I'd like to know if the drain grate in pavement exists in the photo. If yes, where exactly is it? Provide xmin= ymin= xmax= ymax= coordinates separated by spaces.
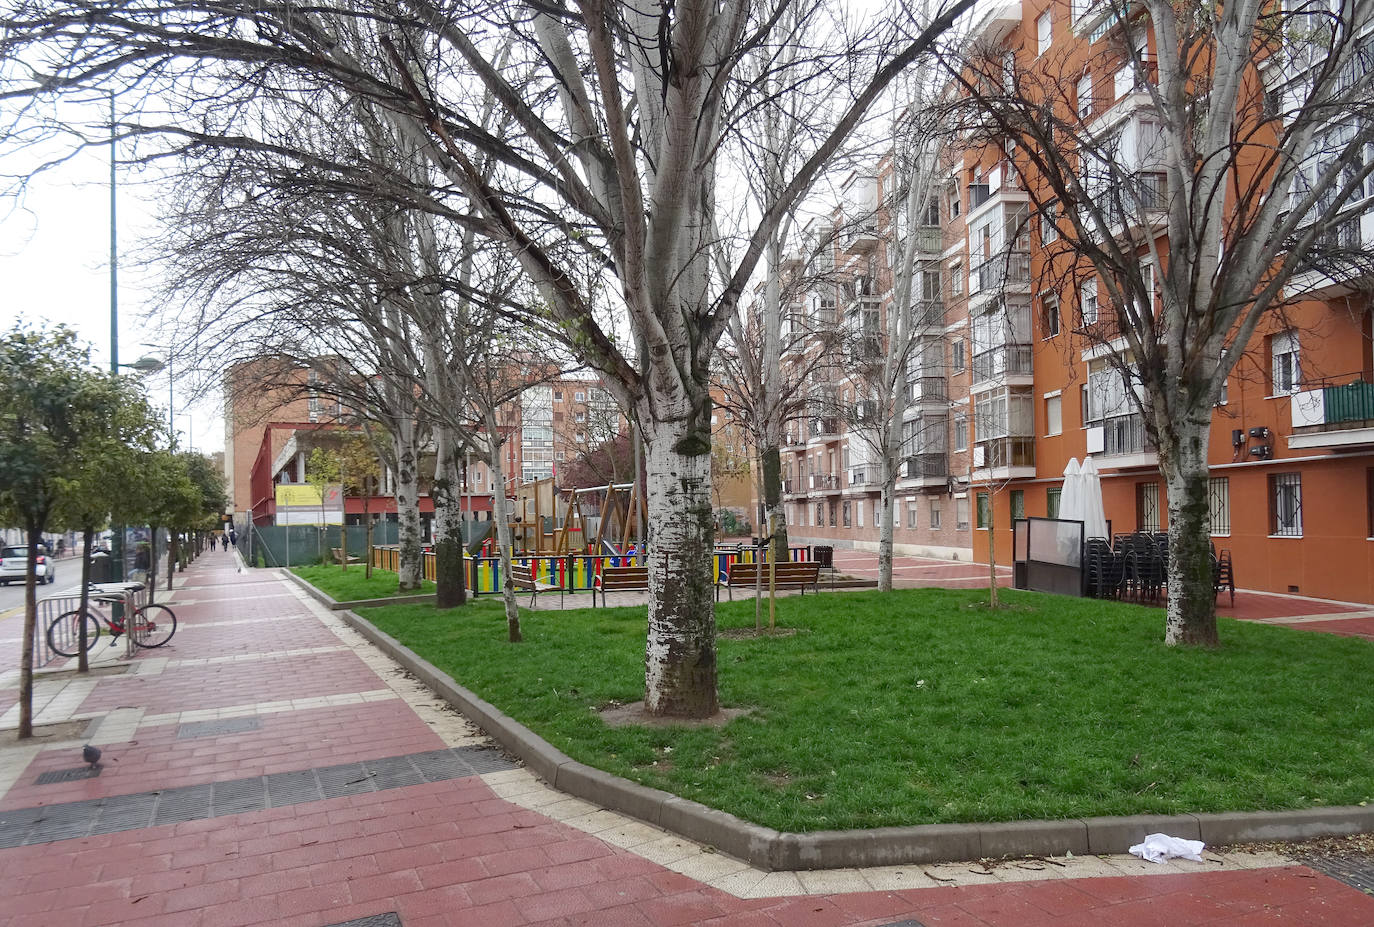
xmin=0 ymin=745 xmax=515 ymax=847
xmin=177 ymin=716 xmax=262 ymax=739
xmin=324 ymin=914 xmax=402 ymax=927
xmin=1302 ymin=854 xmax=1374 ymax=896
xmin=35 ymin=766 xmax=102 ymax=785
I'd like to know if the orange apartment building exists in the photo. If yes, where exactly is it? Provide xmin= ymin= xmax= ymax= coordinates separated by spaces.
xmin=779 ymin=0 xmax=1374 ymax=603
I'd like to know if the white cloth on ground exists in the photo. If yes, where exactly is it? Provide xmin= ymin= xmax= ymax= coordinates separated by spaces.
xmin=1128 ymin=833 xmax=1206 ymax=863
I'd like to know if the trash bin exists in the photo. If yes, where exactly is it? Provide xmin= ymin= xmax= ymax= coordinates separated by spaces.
xmin=89 ymin=551 xmax=113 ymax=584
xmin=813 ymin=545 xmax=834 ymax=569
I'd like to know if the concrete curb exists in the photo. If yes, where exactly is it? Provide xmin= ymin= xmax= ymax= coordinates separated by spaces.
xmin=282 ymin=569 xmax=436 ymax=611
xmin=330 ymin=600 xmax=1374 ymax=871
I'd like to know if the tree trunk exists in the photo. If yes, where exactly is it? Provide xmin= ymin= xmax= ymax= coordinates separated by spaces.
xmin=879 ymin=454 xmax=895 ymax=592
xmin=167 ymin=531 xmax=176 ymax=592
xmin=364 ymin=495 xmax=374 ymax=580
xmin=761 ymin=444 xmax=788 ymax=562
xmin=1163 ymin=422 xmax=1219 ymax=645
xmin=393 ymin=429 xmax=423 ymax=592
xmin=432 ymin=437 xmax=467 ymax=609
xmin=17 ymin=518 xmax=41 ymax=739
xmin=78 ymin=525 xmax=95 ymax=674
xmin=642 ymin=416 xmax=719 ymax=719
xmin=485 ymin=429 xmax=522 ymax=642
xmin=146 ymin=525 xmax=159 ymax=606
xmin=987 ymin=485 xmax=999 ymax=608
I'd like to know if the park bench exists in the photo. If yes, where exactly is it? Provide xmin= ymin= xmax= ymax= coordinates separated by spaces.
xmin=593 ymin=565 xmax=649 ymax=607
xmin=717 ymin=560 xmax=821 ymax=601
xmin=330 ymin=548 xmax=363 ymax=565
xmin=509 ymin=563 xmax=563 ymax=608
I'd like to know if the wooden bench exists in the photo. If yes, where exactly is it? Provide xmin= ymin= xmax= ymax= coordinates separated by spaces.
xmin=509 ymin=563 xmax=563 ymax=608
xmin=717 ymin=560 xmax=821 ymax=601
xmin=593 ymin=565 xmax=649 ymax=607
xmin=330 ymin=548 xmax=363 ymax=565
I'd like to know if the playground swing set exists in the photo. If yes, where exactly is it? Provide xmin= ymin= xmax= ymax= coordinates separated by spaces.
xmin=496 ymin=477 xmax=647 ymax=558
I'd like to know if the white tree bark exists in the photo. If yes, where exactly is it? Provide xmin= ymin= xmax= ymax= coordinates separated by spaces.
xmin=641 ymin=414 xmax=718 ymax=717
xmin=482 ymin=409 xmax=522 ymax=641
xmin=391 ymin=422 xmax=423 ymax=592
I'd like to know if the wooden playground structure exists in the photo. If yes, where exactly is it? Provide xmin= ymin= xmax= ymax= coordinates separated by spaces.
xmin=506 ymin=477 xmax=646 ymax=556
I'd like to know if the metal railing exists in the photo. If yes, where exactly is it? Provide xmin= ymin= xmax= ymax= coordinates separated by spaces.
xmin=370 ymin=545 xmax=814 ymax=596
xmin=974 ymin=251 xmax=1031 ymax=290
xmin=972 ymin=344 xmax=1033 ymax=383
xmin=903 ymin=453 xmax=949 ymax=479
xmin=36 ymin=583 xmax=148 ymax=666
xmin=1093 ymin=412 xmax=1154 ymax=455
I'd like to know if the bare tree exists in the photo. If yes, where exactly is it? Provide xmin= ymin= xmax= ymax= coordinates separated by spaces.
xmin=951 ymin=0 xmax=1374 ymax=644
xmin=1 ymin=0 xmax=975 ymax=716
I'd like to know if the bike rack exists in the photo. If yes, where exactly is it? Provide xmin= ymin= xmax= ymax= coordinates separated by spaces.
xmin=36 ymin=582 xmax=149 ymax=666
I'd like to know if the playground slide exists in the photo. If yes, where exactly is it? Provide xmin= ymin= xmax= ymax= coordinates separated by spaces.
xmin=465 ymin=521 xmax=494 ymax=555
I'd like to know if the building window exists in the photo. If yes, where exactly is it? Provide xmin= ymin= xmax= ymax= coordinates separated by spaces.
xmin=1037 ymin=10 xmax=1052 ymax=54
xmin=1080 ymin=279 xmax=1098 ymax=325
xmin=554 ymin=390 xmax=563 ymax=401
xmin=1270 ymin=330 xmax=1301 ymax=394
xmin=1040 ymin=202 xmax=1059 ymax=245
xmin=907 ymin=500 xmax=918 ymax=528
xmin=976 ymin=491 xmax=990 ymax=528
xmin=574 ymin=391 xmax=586 ymax=402
xmin=1209 ymin=477 xmax=1231 ymax=536
xmin=930 ymin=497 xmax=943 ymax=529
xmin=1047 ymin=487 xmax=1062 ymax=519
xmin=1076 ymin=73 xmax=1093 ymax=119
xmin=873 ymin=501 xmax=881 ymax=528
xmin=1011 ymin=489 xmax=1025 ymax=520
xmin=948 ymin=183 xmax=961 ymax=219
xmin=1046 ymin=394 xmax=1063 ymax=436
xmin=857 ymin=500 xmax=865 ymax=528
xmin=951 ymin=338 xmax=967 ymax=372
xmin=1041 ymin=292 xmax=1060 ymax=338
xmin=950 ymin=261 xmax=964 ymax=296
xmin=575 ymin=411 xmax=586 ymax=422
xmin=956 ymin=496 xmax=971 ymax=530
xmin=816 ymin=502 xmax=824 ymax=526
xmin=842 ymin=500 xmax=852 ymax=528
xmin=555 ymin=451 xmax=565 ymax=461
xmin=1136 ymin=482 xmax=1161 ymax=532
xmin=830 ymin=501 xmax=838 ymax=527
xmin=1368 ymin=469 xmax=1374 ymax=538
xmin=954 ymin=413 xmax=968 ymax=451
xmin=1270 ymin=472 xmax=1303 ymax=536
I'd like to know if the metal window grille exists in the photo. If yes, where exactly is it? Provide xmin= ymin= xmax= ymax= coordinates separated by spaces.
xmin=1270 ymin=472 xmax=1303 ymax=536
xmin=976 ymin=492 xmax=990 ymax=528
xmin=1208 ymin=477 xmax=1231 ymax=536
xmin=1137 ymin=482 xmax=1160 ymax=532
xmin=1011 ymin=489 xmax=1025 ymax=520
xmin=929 ymin=498 xmax=942 ymax=529
xmin=1047 ymin=487 xmax=1062 ymax=519
xmin=842 ymin=501 xmax=852 ymax=528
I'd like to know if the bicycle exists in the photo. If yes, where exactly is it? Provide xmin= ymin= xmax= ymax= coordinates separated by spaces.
xmin=46 ymin=584 xmax=177 ymax=656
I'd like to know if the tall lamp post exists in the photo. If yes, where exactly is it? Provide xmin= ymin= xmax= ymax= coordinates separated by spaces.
xmin=109 ymin=88 xmax=123 ymax=579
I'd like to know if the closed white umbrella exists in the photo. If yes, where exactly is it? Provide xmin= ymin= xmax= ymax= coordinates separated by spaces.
xmin=1059 ymin=458 xmax=1083 ymax=522
xmin=1079 ymin=455 xmax=1110 ymax=540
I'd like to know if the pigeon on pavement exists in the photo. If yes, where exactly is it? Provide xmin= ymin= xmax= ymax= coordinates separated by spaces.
xmin=82 ymin=744 xmax=102 ymax=768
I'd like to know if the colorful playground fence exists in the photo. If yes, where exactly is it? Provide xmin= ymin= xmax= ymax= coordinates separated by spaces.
xmin=369 ymin=543 xmax=813 ymax=597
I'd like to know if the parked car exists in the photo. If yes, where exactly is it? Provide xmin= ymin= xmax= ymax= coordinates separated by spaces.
xmin=0 ymin=545 xmax=56 ymax=585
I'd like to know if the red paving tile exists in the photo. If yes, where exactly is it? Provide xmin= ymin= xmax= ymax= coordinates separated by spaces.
xmin=5 ymin=550 xmax=1374 ymax=927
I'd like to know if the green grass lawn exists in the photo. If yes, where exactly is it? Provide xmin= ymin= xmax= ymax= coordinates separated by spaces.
xmin=356 ymin=588 xmax=1374 ymax=832
xmin=292 ymin=564 xmax=435 ymax=602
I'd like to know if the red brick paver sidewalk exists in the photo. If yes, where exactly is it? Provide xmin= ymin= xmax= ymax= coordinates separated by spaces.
xmin=2 ymin=547 xmax=1371 ymax=927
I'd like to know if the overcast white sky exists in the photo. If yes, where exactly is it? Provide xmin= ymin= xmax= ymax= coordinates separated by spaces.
xmin=0 ymin=146 xmax=226 ymax=455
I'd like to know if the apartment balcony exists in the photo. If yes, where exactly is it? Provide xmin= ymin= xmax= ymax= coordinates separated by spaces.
xmin=972 ymin=250 xmax=1031 ymax=294
xmin=909 ymin=376 xmax=948 ymax=407
xmin=783 ymin=479 xmax=808 ymax=499
xmin=1289 ymin=380 xmax=1374 ymax=449
xmin=1072 ymin=0 xmax=1140 ymax=39
xmin=846 ymin=466 xmax=880 ymax=492
xmin=912 ymin=299 xmax=945 ymax=329
xmin=809 ymin=417 xmax=841 ymax=441
xmin=971 ymin=344 xmax=1033 ymax=387
xmin=973 ymin=436 xmax=1036 ymax=471
xmin=809 ymin=472 xmax=842 ymax=493
xmin=1090 ymin=172 xmax=1169 ymax=234
xmin=902 ymin=453 xmax=948 ymax=481
xmin=1293 ymin=212 xmax=1371 ymax=297
xmin=1088 ymin=412 xmax=1155 ymax=457
xmin=784 ymin=429 xmax=808 ymax=449
xmin=842 ymin=218 xmax=881 ymax=252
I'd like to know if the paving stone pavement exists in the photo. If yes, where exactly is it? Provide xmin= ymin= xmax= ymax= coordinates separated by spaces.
xmin=1 ymin=547 xmax=1373 ymax=926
